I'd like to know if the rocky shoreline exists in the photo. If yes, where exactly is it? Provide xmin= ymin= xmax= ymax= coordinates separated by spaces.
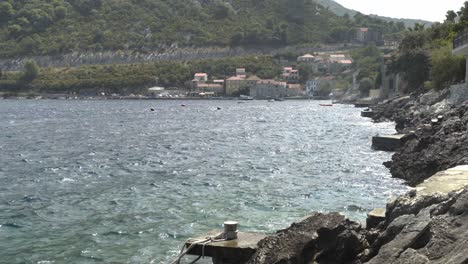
xmin=244 ymin=89 xmax=468 ymax=264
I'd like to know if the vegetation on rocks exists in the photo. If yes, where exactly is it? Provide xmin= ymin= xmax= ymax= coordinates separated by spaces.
xmin=389 ymin=3 xmax=468 ymax=93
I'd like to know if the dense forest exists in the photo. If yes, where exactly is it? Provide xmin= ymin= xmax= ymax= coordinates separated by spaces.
xmin=0 ymin=0 xmax=405 ymax=58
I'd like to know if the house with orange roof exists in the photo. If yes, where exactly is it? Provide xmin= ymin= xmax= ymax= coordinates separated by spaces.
xmin=193 ymin=73 xmax=208 ymax=82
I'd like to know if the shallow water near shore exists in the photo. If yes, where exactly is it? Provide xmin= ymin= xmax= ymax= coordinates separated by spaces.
xmin=0 ymin=100 xmax=408 ymax=263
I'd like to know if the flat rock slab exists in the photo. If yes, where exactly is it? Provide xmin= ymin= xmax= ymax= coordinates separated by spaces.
xmin=367 ymin=208 xmax=386 ymax=229
xmin=416 ymin=165 xmax=468 ymax=196
xmin=186 ymin=230 xmax=266 ymax=263
xmin=372 ymin=134 xmax=406 ymax=151
xmin=361 ymin=110 xmax=375 ymax=118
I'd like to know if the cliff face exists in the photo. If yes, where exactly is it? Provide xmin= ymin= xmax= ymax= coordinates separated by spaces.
xmin=247 ymin=188 xmax=468 ymax=264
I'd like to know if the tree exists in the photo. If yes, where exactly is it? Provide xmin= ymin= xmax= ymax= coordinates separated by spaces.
xmin=318 ymin=81 xmax=332 ymax=96
xmin=446 ymin=10 xmax=457 ymax=23
xmin=391 ymin=49 xmax=430 ymax=92
xmin=431 ymin=43 xmax=465 ymax=90
xmin=22 ymin=60 xmax=40 ymax=81
xmin=0 ymin=2 xmax=14 ymax=24
xmin=399 ymin=31 xmax=427 ymax=52
xmin=359 ymin=78 xmax=373 ymax=97
xmin=55 ymin=6 xmax=67 ymax=20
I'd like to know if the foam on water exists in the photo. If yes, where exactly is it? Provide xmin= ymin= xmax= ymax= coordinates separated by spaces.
xmin=0 ymin=100 xmax=409 ymax=263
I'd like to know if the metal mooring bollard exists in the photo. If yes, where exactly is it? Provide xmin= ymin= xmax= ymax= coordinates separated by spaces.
xmin=223 ymin=221 xmax=238 ymax=240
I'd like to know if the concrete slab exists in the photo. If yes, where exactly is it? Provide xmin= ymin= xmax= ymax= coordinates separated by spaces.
xmin=186 ymin=230 xmax=266 ymax=263
xmin=355 ymin=103 xmax=372 ymax=108
xmin=416 ymin=165 xmax=468 ymax=196
xmin=367 ymin=208 xmax=386 ymax=229
xmin=361 ymin=110 xmax=374 ymax=118
xmin=372 ymin=134 xmax=406 ymax=151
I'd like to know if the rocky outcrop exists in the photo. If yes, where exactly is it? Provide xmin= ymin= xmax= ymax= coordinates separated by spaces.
xmin=247 ymin=188 xmax=468 ymax=264
xmin=388 ymin=104 xmax=468 ymax=185
xmin=247 ymin=213 xmax=367 ymax=264
xmin=371 ymin=89 xmax=468 ymax=186
xmin=366 ymin=188 xmax=468 ymax=264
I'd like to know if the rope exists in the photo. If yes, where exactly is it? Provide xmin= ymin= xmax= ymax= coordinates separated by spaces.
xmin=168 ymin=232 xmax=227 ymax=264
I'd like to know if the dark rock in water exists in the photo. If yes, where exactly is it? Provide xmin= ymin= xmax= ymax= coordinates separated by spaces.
xmin=346 ymin=204 xmax=366 ymax=212
xmin=3 ymin=223 xmax=22 ymax=228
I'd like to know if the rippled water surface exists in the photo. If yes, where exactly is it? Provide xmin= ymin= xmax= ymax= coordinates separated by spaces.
xmin=0 ymin=100 xmax=408 ymax=263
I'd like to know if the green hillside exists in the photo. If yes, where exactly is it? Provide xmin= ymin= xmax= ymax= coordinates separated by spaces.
xmin=0 ymin=0 xmax=406 ymax=58
xmin=314 ymin=0 xmax=433 ymax=28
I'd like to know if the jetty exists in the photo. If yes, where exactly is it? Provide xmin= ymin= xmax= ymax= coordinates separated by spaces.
xmin=372 ymin=134 xmax=406 ymax=151
xmin=361 ymin=109 xmax=374 ymax=118
xmin=186 ymin=230 xmax=266 ymax=263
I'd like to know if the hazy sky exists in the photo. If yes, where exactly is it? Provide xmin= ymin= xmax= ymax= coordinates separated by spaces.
xmin=334 ymin=0 xmax=466 ymax=22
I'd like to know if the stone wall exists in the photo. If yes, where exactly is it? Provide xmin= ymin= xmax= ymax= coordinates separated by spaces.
xmin=449 ymin=84 xmax=468 ymax=105
xmin=0 ymin=44 xmax=363 ymax=71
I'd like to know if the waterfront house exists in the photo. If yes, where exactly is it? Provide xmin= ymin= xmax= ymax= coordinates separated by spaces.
xmin=287 ymin=84 xmax=304 ymax=97
xmin=147 ymin=86 xmax=165 ymax=97
xmin=306 ymin=80 xmax=319 ymax=96
xmin=250 ymin=80 xmax=288 ymax=99
xmin=225 ymin=76 xmax=248 ymax=96
xmin=282 ymin=67 xmax=300 ymax=83
xmin=196 ymin=83 xmax=224 ymax=97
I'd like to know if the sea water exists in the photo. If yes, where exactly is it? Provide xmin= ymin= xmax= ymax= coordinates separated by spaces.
xmin=0 ymin=100 xmax=408 ymax=263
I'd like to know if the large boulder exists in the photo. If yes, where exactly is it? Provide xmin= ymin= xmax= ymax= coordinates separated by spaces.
xmin=247 ymin=213 xmax=367 ymax=264
xmin=366 ymin=188 xmax=468 ymax=264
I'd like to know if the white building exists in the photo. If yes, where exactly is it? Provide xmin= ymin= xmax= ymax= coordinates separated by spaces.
xmin=306 ymin=80 xmax=319 ymax=96
xmin=193 ymin=73 xmax=208 ymax=82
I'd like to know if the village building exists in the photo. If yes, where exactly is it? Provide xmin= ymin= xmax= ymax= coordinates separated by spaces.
xmin=297 ymin=54 xmax=315 ymax=63
xmin=246 ymin=75 xmax=261 ymax=86
xmin=213 ymin=79 xmax=225 ymax=85
xmin=356 ymin=28 xmax=383 ymax=45
xmin=193 ymin=73 xmax=208 ymax=82
xmin=196 ymin=83 xmax=224 ymax=97
xmin=191 ymin=73 xmax=209 ymax=90
xmin=147 ymin=86 xmax=165 ymax=97
xmin=306 ymin=80 xmax=319 ymax=96
xmin=287 ymin=84 xmax=304 ymax=97
xmin=282 ymin=67 xmax=300 ymax=83
xmin=225 ymin=76 xmax=248 ymax=96
xmin=224 ymin=69 xmax=260 ymax=96
xmin=250 ymin=80 xmax=288 ymax=99
xmin=380 ymin=54 xmax=401 ymax=98
xmin=236 ymin=68 xmax=246 ymax=78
